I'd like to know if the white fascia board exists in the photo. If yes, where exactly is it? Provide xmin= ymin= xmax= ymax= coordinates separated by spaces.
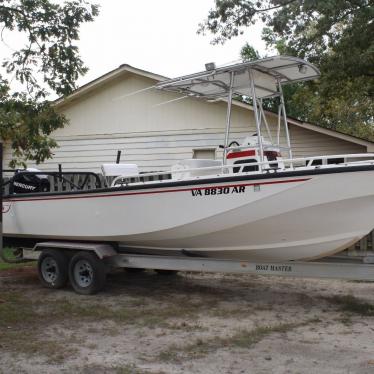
xmin=54 ymin=65 xmax=166 ymax=109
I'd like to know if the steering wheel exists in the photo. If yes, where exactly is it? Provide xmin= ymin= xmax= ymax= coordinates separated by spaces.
xmin=228 ymin=141 xmax=240 ymax=148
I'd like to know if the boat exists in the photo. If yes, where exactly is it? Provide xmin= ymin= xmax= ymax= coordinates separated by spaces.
xmin=3 ymin=55 xmax=374 ymax=262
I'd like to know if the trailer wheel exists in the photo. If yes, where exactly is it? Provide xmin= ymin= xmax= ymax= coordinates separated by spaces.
xmin=155 ymin=269 xmax=178 ymax=275
xmin=68 ymin=252 xmax=106 ymax=295
xmin=38 ymin=249 xmax=68 ymax=289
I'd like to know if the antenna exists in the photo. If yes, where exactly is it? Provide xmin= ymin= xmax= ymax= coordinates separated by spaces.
xmin=116 ymin=150 xmax=122 ymax=164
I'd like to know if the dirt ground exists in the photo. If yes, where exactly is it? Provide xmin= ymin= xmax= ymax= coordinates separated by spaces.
xmin=1 ymin=265 xmax=374 ymax=374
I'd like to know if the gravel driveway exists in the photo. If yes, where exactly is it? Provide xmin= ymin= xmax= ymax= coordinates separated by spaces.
xmin=1 ymin=266 xmax=374 ymax=374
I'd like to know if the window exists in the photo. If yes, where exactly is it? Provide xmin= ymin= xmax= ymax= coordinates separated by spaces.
xmin=192 ymin=148 xmax=216 ymax=160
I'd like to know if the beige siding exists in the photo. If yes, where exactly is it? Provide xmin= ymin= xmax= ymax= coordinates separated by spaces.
xmin=3 ymin=129 xmax=274 ymax=172
xmin=3 ymin=126 xmax=366 ymax=173
xmin=2 ymin=72 xmax=368 ymax=171
xmin=53 ymin=74 xmax=257 ymax=136
xmin=289 ymin=126 xmax=366 ymax=157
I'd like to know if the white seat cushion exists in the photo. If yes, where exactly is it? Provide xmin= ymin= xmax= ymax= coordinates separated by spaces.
xmin=101 ymin=163 xmax=139 ymax=177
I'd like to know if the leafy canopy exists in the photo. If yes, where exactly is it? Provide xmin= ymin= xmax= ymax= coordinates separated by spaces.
xmin=0 ymin=0 xmax=99 ymax=167
xmin=199 ymin=0 xmax=374 ymax=140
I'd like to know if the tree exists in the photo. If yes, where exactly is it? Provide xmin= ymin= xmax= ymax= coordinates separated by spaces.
xmin=0 ymin=0 xmax=99 ymax=167
xmin=199 ymin=1 xmax=374 ymax=140
xmin=240 ymin=42 xmax=260 ymax=61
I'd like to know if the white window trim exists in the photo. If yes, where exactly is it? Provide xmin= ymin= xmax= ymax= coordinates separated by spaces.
xmin=192 ymin=147 xmax=217 ymax=160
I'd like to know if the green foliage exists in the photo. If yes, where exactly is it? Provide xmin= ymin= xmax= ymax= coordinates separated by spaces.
xmin=0 ymin=0 xmax=99 ymax=167
xmin=0 ymin=247 xmax=35 ymax=270
xmin=240 ymin=43 xmax=260 ymax=61
xmin=199 ymin=1 xmax=374 ymax=140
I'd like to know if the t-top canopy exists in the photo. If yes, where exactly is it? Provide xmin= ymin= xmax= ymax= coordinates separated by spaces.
xmin=156 ymin=55 xmax=320 ymax=100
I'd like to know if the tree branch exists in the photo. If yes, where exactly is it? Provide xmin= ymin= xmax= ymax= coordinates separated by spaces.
xmin=252 ymin=0 xmax=297 ymax=14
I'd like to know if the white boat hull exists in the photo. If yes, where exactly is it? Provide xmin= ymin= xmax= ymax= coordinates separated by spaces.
xmin=4 ymin=168 xmax=374 ymax=262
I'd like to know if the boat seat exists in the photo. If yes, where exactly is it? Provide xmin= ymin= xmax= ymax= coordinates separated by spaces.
xmin=101 ymin=163 xmax=139 ymax=186
xmin=101 ymin=163 xmax=139 ymax=177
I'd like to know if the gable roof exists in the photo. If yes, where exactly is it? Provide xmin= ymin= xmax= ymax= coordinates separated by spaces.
xmin=54 ymin=64 xmax=374 ymax=151
xmin=54 ymin=64 xmax=166 ymax=108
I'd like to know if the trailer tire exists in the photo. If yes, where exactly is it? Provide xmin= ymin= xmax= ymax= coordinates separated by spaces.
xmin=38 ymin=249 xmax=69 ymax=289
xmin=69 ymin=252 xmax=106 ymax=295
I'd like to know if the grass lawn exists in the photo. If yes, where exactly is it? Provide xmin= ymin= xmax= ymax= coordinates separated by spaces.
xmin=0 ymin=247 xmax=36 ymax=271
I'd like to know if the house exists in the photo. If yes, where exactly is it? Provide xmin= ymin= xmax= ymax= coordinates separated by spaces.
xmin=4 ymin=63 xmax=374 ymax=172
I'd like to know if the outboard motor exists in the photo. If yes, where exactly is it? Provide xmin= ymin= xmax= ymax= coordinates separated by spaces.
xmin=12 ymin=168 xmax=50 ymax=194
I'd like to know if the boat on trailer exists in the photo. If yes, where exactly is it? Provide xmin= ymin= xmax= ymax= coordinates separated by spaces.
xmin=3 ymin=55 xmax=374 ymax=262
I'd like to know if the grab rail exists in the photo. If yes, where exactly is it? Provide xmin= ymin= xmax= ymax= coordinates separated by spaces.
xmin=111 ymin=153 xmax=374 ymax=187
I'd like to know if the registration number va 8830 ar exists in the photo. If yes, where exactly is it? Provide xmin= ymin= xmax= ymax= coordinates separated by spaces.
xmin=191 ymin=185 xmax=246 ymax=197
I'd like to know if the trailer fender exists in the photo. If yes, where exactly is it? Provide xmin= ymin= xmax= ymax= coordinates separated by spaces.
xmin=32 ymin=241 xmax=117 ymax=259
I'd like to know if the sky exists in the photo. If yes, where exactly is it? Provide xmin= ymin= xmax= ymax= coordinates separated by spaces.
xmin=75 ymin=0 xmax=268 ymax=84
xmin=1 ymin=0 xmax=268 ymax=89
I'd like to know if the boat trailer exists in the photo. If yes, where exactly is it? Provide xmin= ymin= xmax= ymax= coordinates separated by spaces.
xmin=8 ymin=241 xmax=374 ymax=295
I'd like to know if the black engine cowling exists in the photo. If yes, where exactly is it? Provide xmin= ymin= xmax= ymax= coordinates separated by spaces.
xmin=12 ymin=172 xmax=50 ymax=194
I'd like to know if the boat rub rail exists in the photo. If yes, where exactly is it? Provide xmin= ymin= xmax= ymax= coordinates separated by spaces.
xmin=3 ymin=164 xmax=374 ymax=201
